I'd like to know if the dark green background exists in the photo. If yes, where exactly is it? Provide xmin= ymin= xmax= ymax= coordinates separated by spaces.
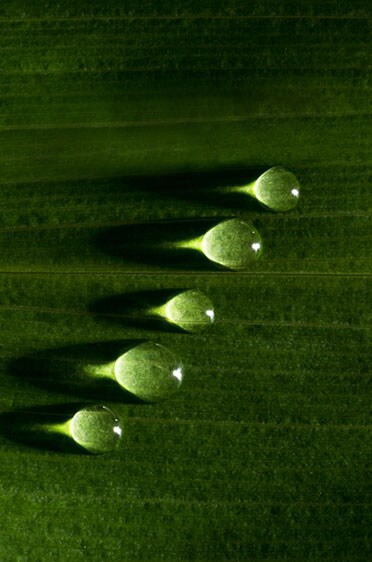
xmin=0 ymin=2 xmax=371 ymax=561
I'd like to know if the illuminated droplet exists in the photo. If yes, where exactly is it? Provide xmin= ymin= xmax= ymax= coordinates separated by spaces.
xmin=70 ymin=405 xmax=121 ymax=454
xmin=163 ymin=289 xmax=215 ymax=332
xmin=252 ymin=166 xmax=300 ymax=211
xmin=201 ymin=218 xmax=262 ymax=269
xmin=114 ymin=342 xmax=183 ymax=402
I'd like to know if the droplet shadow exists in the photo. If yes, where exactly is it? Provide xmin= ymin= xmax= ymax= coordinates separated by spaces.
xmin=0 ymin=403 xmax=87 ymax=454
xmin=129 ymin=166 xmax=268 ymax=212
xmin=90 ymin=289 xmax=189 ymax=333
xmin=95 ymin=217 xmax=232 ymax=271
xmin=8 ymin=340 xmax=146 ymax=404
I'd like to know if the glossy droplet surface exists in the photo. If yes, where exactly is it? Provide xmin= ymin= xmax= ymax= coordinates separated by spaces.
xmin=164 ymin=290 xmax=215 ymax=332
xmin=115 ymin=342 xmax=183 ymax=402
xmin=254 ymin=166 xmax=300 ymax=211
xmin=70 ymin=405 xmax=121 ymax=454
xmin=202 ymin=218 xmax=262 ymax=270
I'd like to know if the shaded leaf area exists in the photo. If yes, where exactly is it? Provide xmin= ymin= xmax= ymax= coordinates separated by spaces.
xmin=0 ymin=4 xmax=371 ymax=562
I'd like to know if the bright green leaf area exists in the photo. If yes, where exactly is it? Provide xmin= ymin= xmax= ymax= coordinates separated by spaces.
xmin=0 ymin=2 xmax=371 ymax=561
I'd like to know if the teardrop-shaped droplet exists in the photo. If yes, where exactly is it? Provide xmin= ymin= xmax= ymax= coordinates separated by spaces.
xmin=164 ymin=289 xmax=215 ymax=332
xmin=253 ymin=166 xmax=300 ymax=211
xmin=70 ymin=405 xmax=122 ymax=454
xmin=201 ymin=218 xmax=262 ymax=269
xmin=114 ymin=342 xmax=183 ymax=402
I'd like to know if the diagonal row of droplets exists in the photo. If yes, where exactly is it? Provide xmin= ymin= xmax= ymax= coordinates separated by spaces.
xmin=27 ymin=166 xmax=300 ymax=454
xmin=181 ymin=166 xmax=300 ymax=269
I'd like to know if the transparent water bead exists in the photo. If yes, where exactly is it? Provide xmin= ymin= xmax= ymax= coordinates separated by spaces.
xmin=70 ymin=405 xmax=121 ymax=454
xmin=251 ymin=166 xmax=300 ymax=211
xmin=201 ymin=218 xmax=262 ymax=269
xmin=163 ymin=289 xmax=215 ymax=332
xmin=114 ymin=342 xmax=183 ymax=402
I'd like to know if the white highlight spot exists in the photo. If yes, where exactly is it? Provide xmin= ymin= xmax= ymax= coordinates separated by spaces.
xmin=291 ymin=188 xmax=299 ymax=197
xmin=251 ymin=242 xmax=261 ymax=253
xmin=172 ymin=367 xmax=183 ymax=382
xmin=206 ymin=309 xmax=215 ymax=321
xmin=113 ymin=425 xmax=122 ymax=436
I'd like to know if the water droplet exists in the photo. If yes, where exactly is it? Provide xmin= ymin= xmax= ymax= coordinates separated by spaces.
xmin=253 ymin=166 xmax=300 ymax=211
xmin=164 ymin=289 xmax=215 ymax=332
xmin=70 ymin=405 xmax=121 ymax=454
xmin=201 ymin=218 xmax=262 ymax=269
xmin=114 ymin=342 xmax=183 ymax=402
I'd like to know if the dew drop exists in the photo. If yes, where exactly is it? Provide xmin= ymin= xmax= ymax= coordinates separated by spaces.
xmin=70 ymin=405 xmax=122 ymax=454
xmin=201 ymin=218 xmax=262 ymax=269
xmin=114 ymin=342 xmax=183 ymax=402
xmin=164 ymin=289 xmax=215 ymax=332
xmin=253 ymin=166 xmax=300 ymax=211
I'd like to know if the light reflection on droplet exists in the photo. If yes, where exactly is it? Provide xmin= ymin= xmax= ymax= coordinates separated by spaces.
xmin=206 ymin=309 xmax=215 ymax=321
xmin=113 ymin=425 xmax=122 ymax=436
xmin=172 ymin=367 xmax=183 ymax=382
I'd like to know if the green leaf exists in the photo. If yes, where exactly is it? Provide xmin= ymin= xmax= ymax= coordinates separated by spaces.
xmin=0 ymin=4 xmax=370 ymax=561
